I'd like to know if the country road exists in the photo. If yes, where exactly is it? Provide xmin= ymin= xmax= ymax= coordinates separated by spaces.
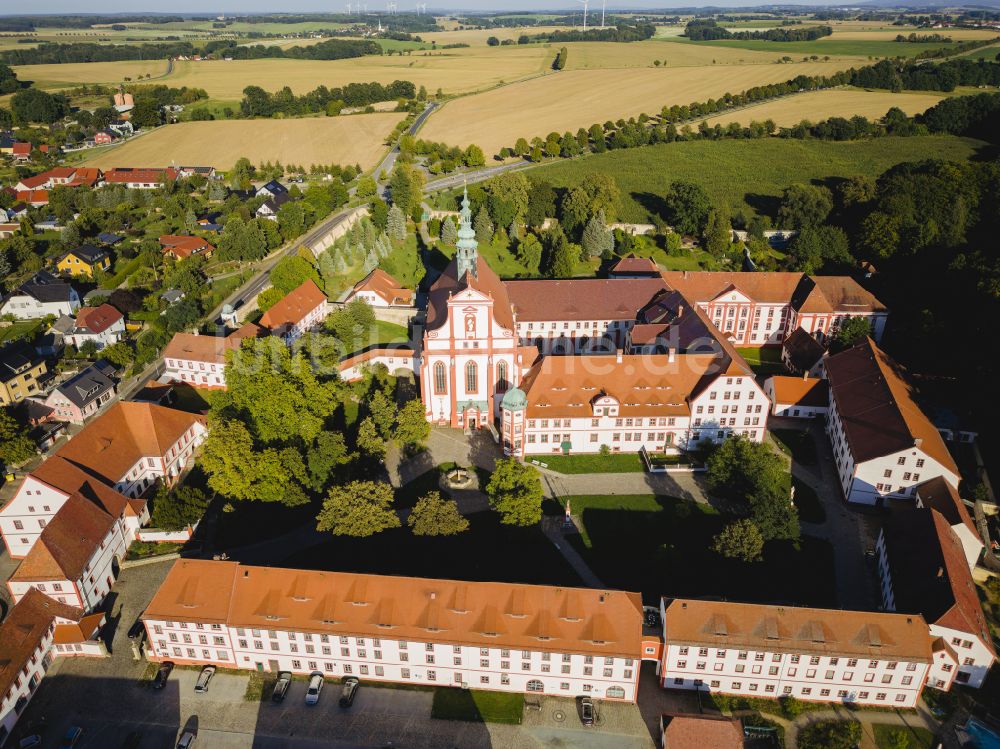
xmin=377 ymin=101 xmax=437 ymax=196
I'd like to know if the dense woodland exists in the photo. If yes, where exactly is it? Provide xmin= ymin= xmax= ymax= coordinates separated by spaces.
xmin=684 ymin=19 xmax=833 ymax=42
xmin=240 ymin=80 xmax=419 ymax=118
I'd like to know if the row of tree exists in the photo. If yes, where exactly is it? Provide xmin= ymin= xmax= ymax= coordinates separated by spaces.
xmin=240 ymin=80 xmax=416 ymax=118
xmin=684 ymin=19 xmax=832 ymax=41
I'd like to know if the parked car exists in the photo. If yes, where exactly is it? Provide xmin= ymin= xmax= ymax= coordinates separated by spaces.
xmin=127 ymin=615 xmax=146 ymax=640
xmin=578 ymin=696 xmax=594 ymax=727
xmin=194 ymin=665 xmax=216 ymax=693
xmin=305 ymin=672 xmax=324 ymax=705
xmin=152 ymin=661 xmax=175 ymax=690
xmin=271 ymin=671 xmax=292 ymax=703
xmin=339 ymin=677 xmax=360 ymax=708
xmin=60 ymin=727 xmax=83 ymax=747
xmin=17 ymin=737 xmax=41 ymax=749
xmin=176 ymin=732 xmax=196 ymax=749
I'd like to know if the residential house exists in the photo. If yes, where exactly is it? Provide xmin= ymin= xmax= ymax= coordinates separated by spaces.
xmin=258 ymin=280 xmax=328 ymax=342
xmin=11 ymin=142 xmax=31 ymax=161
xmin=160 ymin=289 xmax=186 ymax=306
xmin=14 ymin=167 xmax=100 ymax=192
xmin=256 ymin=179 xmax=288 ymax=200
xmin=659 ymin=598 xmax=934 ymax=708
xmin=825 ymin=338 xmax=960 ymax=505
xmin=14 ymin=189 xmax=48 ymax=207
xmin=64 ymin=304 xmax=125 ymax=351
xmin=0 ymin=223 xmax=18 ymax=239
xmin=0 ymin=272 xmax=81 ymax=320
xmin=93 ymin=130 xmax=118 ymax=146
xmin=0 ymin=345 xmax=48 ymax=406
xmin=44 ymin=362 xmax=117 ymax=424
xmin=96 ymin=232 xmax=123 ymax=246
xmin=876 ymin=506 xmax=995 ymax=689
xmin=0 ymin=589 xmax=104 ymax=745
xmin=159 ymin=234 xmax=215 ymax=260
xmin=781 ymin=327 xmax=826 ymax=377
xmin=764 ymin=376 xmax=829 ymax=419
xmin=56 ymin=245 xmax=111 ymax=278
xmin=346 ymin=269 xmax=415 ymax=308
xmin=162 ymin=323 xmax=263 ymax=389
xmin=102 ymin=167 xmax=178 ymax=189
xmin=143 ymin=560 xmax=645 ymax=701
xmin=178 ymin=166 xmax=216 ymax=179
xmin=107 ymin=119 xmax=134 ymax=137
xmin=255 ymin=193 xmax=290 ymax=221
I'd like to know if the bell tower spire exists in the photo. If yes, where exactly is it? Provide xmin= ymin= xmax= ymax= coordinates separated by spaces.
xmin=455 ymin=185 xmax=478 ymax=280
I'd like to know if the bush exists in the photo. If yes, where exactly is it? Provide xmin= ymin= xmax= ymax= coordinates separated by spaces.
xmin=798 ymin=719 xmax=862 ymax=749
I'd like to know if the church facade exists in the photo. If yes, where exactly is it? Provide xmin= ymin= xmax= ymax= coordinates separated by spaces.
xmin=417 ymin=190 xmax=887 ymax=458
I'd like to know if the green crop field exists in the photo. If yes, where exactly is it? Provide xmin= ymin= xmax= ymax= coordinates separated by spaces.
xmin=532 ymin=135 xmax=986 ymax=222
xmin=662 ymin=36 xmax=963 ymax=59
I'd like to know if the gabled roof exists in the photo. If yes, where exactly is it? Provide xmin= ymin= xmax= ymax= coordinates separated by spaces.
xmin=916 ymin=476 xmax=978 ymax=538
xmin=504 ymin=278 xmax=669 ymax=323
xmin=10 ymin=272 xmax=76 ymax=304
xmin=782 ymin=327 xmax=825 ymax=372
xmin=162 ymin=324 xmax=262 ymax=365
xmin=258 ymin=179 xmax=288 ymax=196
xmin=662 ymin=271 xmax=806 ymax=305
xmin=103 ymin=167 xmax=178 ymax=184
xmin=53 ymin=363 xmax=116 ymax=408
xmin=74 ymin=304 xmax=123 ymax=334
xmin=768 ymin=376 xmax=829 ymax=408
xmin=426 ymin=256 xmax=514 ymax=332
xmin=145 ymin=560 xmax=644 ymax=658
xmin=52 ymin=402 xmax=204 ymax=486
xmin=258 ymin=279 xmax=327 ymax=333
xmin=825 ymin=338 xmax=958 ymax=474
xmin=159 ymin=235 xmax=214 ymax=259
xmin=662 ymin=598 xmax=933 ymax=661
xmin=30 ymin=455 xmax=135 ymax=520
xmin=61 ymin=244 xmax=108 ymax=265
xmin=610 ymin=253 xmax=659 ymax=277
xmin=792 ymin=275 xmax=887 ymax=315
xmin=881 ymin=508 xmax=994 ymax=654
xmin=351 ymin=269 xmax=414 ymax=306
xmin=661 ymin=714 xmax=744 ymax=749
xmin=0 ymin=589 xmax=83 ymax=701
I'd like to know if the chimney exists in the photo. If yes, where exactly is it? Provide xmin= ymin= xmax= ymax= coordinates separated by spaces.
xmin=677 ymin=305 xmax=684 ymax=318
xmin=914 ymin=438 xmax=922 ymax=447
xmin=668 ymin=348 xmax=676 ymax=364
xmin=616 ymin=350 xmax=623 ymax=364
xmin=936 ymin=566 xmax=944 ymax=578
xmin=803 ymin=370 xmax=809 ymax=381
xmin=683 ymin=270 xmax=689 ymax=280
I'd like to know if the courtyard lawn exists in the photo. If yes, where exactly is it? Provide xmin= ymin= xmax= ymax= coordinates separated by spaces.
xmin=562 ymin=493 xmax=837 ymax=605
xmin=736 ymin=346 xmax=787 ymax=376
xmin=872 ymin=723 xmax=936 ymax=749
xmin=371 ymin=319 xmax=410 ymax=345
xmin=0 ymin=319 xmax=43 ymax=344
xmin=540 ymin=452 xmax=645 ymax=474
xmin=432 ymin=688 xmax=524 ymax=724
xmin=770 ymin=428 xmax=818 ymax=466
xmin=169 ymin=382 xmax=214 ymax=414
xmin=281 ymin=510 xmax=582 ymax=588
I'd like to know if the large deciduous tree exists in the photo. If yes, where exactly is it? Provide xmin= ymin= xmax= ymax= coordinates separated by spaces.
xmin=664 ymin=181 xmax=711 ymax=237
xmin=408 ymin=491 xmax=469 ymax=536
xmin=777 ymin=183 xmax=833 ymax=230
xmin=712 ymin=519 xmax=765 ymax=562
xmin=316 ymin=480 xmax=400 ymax=537
xmin=486 ymin=459 xmax=544 ymax=526
xmin=560 ymin=174 xmax=621 ymax=234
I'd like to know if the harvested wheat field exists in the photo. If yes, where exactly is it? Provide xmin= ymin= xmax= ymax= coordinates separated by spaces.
xmin=565 ymin=39 xmax=838 ymax=69
xmin=701 ymin=89 xmax=946 ymax=128
xmin=83 ymin=114 xmax=401 ymax=171
xmin=13 ymin=60 xmax=170 ymax=90
xmin=421 ymin=26 xmax=573 ymax=46
xmin=419 ymin=60 xmax=859 ymax=155
xmin=827 ymin=25 xmax=999 ymax=41
xmin=161 ymin=47 xmax=553 ymax=100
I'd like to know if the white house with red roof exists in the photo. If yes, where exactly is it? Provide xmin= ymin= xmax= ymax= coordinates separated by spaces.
xmin=159 ymin=234 xmax=215 ymax=260
xmin=64 ymin=303 xmax=125 ymax=350
xmin=258 ymin=279 xmax=328 ymax=342
xmin=102 ymin=167 xmax=178 ymax=189
xmin=162 ymin=322 xmax=263 ymax=389
xmin=346 ymin=269 xmax=415 ymax=308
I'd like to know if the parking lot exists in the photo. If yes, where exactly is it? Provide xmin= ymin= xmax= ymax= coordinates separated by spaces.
xmin=12 ymin=560 xmax=656 ymax=749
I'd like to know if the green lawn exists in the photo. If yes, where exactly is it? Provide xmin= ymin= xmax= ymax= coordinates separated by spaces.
xmin=661 ymin=35 xmax=963 ymax=58
xmin=539 ymin=452 xmax=645 ymax=474
xmin=770 ymin=428 xmax=818 ymax=466
xmin=0 ymin=319 xmax=43 ymax=344
xmin=432 ymin=688 xmax=524 ymax=724
xmin=872 ymin=723 xmax=936 ymax=749
xmin=561 ymin=493 xmax=837 ymax=605
xmin=533 ymin=135 xmax=986 ymax=222
xmin=169 ymin=382 xmax=215 ymax=414
xmin=736 ymin=346 xmax=787 ymax=376
xmin=371 ymin=319 xmax=410 ymax=344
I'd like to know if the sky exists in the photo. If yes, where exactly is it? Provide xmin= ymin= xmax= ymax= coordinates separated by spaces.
xmin=14 ymin=0 xmax=849 ymax=13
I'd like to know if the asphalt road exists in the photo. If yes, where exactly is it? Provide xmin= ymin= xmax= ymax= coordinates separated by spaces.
xmin=377 ymin=102 xmax=437 ymax=197
xmin=425 ymin=159 xmax=534 ymax=194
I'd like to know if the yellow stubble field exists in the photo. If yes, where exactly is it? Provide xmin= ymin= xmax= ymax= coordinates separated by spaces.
xmin=81 ymin=114 xmax=402 ymax=171
xmin=564 ymin=39 xmax=841 ymax=69
xmin=700 ymin=89 xmax=946 ymax=127
xmin=12 ymin=60 xmax=170 ymax=89
xmin=418 ymin=59 xmax=861 ymax=155
xmin=157 ymin=46 xmax=554 ymax=99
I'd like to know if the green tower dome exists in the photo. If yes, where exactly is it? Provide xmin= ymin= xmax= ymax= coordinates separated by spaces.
xmin=501 ymin=387 xmax=527 ymax=411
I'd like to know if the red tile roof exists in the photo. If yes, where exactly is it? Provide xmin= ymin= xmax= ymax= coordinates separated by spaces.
xmin=505 ymin=278 xmax=669 ymax=322
xmin=825 ymin=338 xmax=958 ymax=474
xmin=610 ymin=253 xmax=659 ymax=276
xmin=162 ymin=324 xmax=263 ymax=366
xmin=662 ymin=714 xmax=744 ymax=749
xmin=12 ymin=142 xmax=31 ymax=156
xmin=103 ymin=167 xmax=178 ymax=184
xmin=917 ymin=477 xmax=977 ymax=537
xmin=16 ymin=189 xmax=48 ymax=205
xmin=0 ymin=589 xmax=83 ymax=701
xmin=159 ymin=235 xmax=215 ymax=259
xmin=75 ymin=304 xmax=123 ymax=334
xmin=351 ymin=269 xmax=414 ymax=306
xmin=769 ymin=375 xmax=829 ymax=408
xmin=426 ymin=256 xmax=515 ymax=332
xmin=259 ymin=279 xmax=327 ymax=333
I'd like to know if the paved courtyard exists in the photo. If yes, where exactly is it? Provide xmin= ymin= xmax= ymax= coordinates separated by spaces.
xmin=12 ymin=559 xmax=657 ymax=749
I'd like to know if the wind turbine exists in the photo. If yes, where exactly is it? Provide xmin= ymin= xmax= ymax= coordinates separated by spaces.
xmin=576 ymin=0 xmax=589 ymax=31
xmin=601 ymin=0 xmax=606 ymax=28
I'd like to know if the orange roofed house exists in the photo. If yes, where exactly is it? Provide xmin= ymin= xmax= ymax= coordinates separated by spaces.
xmin=102 ymin=167 xmax=178 ymax=189
xmin=162 ymin=322 xmax=263 ymax=389
xmin=258 ymin=279 xmax=329 ymax=342
xmin=346 ymin=269 xmax=415 ymax=308
xmin=764 ymin=375 xmax=829 ymax=419
xmin=159 ymin=234 xmax=215 ymax=260
xmin=0 ymin=589 xmax=108 ymax=743
xmin=142 ymin=559 xmax=645 ymax=701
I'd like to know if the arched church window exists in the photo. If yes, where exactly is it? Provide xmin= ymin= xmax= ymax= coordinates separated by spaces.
xmin=466 ymin=361 xmax=478 ymax=392
xmin=434 ymin=362 xmax=447 ymax=394
xmin=496 ymin=361 xmax=508 ymax=392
